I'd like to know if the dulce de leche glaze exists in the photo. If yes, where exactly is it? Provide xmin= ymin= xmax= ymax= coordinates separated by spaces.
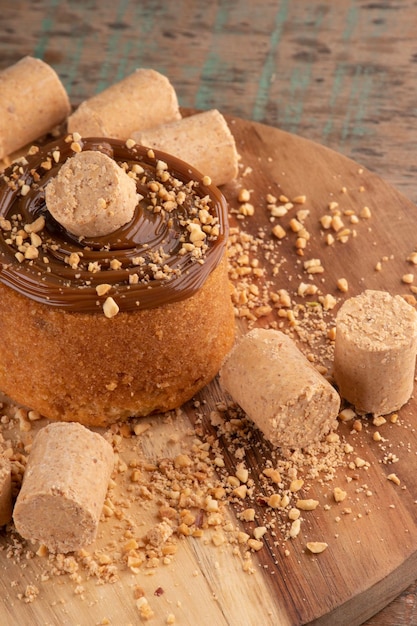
xmin=0 ymin=136 xmax=229 ymax=313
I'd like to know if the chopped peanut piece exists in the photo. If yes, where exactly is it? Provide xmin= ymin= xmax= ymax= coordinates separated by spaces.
xmin=360 ymin=206 xmax=372 ymax=218
xmin=296 ymin=499 xmax=319 ymax=511
xmin=292 ymin=195 xmax=306 ymax=204
xmin=373 ymin=416 xmax=386 ymax=427
xmin=238 ymin=188 xmax=251 ymax=202
xmin=235 ymin=465 xmax=249 ymax=483
xmin=268 ymin=494 xmax=281 ymax=508
xmin=320 ymin=215 xmax=332 ymax=229
xmin=331 ymin=215 xmax=344 ymax=232
xmin=336 ymin=278 xmax=348 ymax=292
xmin=253 ymin=526 xmax=267 ymax=540
xmin=247 ymin=538 xmax=264 ymax=551
xmin=263 ymin=467 xmax=282 ymax=483
xmin=289 ymin=218 xmax=303 ymax=233
xmin=103 ymin=296 xmax=119 ymax=318
xmin=387 ymin=473 xmax=401 ymax=486
xmin=306 ymin=542 xmax=328 ymax=554
xmin=96 ymin=283 xmax=112 ymax=296
xmin=272 ymin=224 xmax=286 ymax=239
xmin=303 ymin=259 xmax=324 ymax=275
xmin=233 ymin=485 xmax=248 ymax=499
xmin=288 ymin=508 xmax=300 ymax=521
xmin=240 ymin=508 xmax=256 ymax=522
xmin=289 ymin=519 xmax=301 ymax=538
xmin=333 ymin=487 xmax=347 ymax=503
xmin=290 ymin=479 xmax=304 ymax=492
xmin=338 ymin=408 xmax=356 ymax=422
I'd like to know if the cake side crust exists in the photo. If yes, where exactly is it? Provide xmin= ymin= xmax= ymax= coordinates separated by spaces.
xmin=0 ymin=257 xmax=235 ymax=426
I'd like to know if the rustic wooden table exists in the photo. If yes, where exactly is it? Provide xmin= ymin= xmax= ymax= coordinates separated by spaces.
xmin=2 ymin=1 xmax=417 ymax=624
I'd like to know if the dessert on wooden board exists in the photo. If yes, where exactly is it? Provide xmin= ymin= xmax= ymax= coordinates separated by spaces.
xmin=0 ymin=57 xmax=417 ymax=626
xmin=0 ymin=136 xmax=235 ymax=426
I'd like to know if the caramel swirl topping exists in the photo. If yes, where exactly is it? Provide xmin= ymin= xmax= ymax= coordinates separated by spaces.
xmin=0 ymin=136 xmax=229 ymax=313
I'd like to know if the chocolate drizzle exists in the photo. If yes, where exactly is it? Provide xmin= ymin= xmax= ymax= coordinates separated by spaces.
xmin=0 ymin=137 xmax=229 ymax=313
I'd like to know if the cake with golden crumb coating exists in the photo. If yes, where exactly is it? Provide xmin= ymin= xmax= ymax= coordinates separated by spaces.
xmin=0 ymin=136 xmax=234 ymax=426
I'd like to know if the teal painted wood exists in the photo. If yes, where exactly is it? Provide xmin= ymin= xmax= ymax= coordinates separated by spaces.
xmin=2 ymin=0 xmax=415 ymax=161
xmin=1 ymin=1 xmax=417 ymax=192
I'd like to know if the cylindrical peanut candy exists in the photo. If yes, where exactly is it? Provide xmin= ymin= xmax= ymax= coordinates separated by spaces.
xmin=333 ymin=289 xmax=417 ymax=415
xmin=67 ymin=68 xmax=181 ymax=140
xmin=13 ymin=422 xmax=114 ymax=553
xmin=45 ymin=150 xmax=139 ymax=237
xmin=132 ymin=109 xmax=239 ymax=187
xmin=220 ymin=328 xmax=340 ymax=449
xmin=0 ymin=56 xmax=71 ymax=160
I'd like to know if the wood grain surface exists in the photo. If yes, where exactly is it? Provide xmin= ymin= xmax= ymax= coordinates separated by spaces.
xmin=2 ymin=1 xmax=417 ymax=624
xmin=2 ymin=113 xmax=417 ymax=626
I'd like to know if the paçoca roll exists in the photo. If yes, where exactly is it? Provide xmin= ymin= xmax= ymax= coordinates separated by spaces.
xmin=333 ymin=289 xmax=417 ymax=415
xmin=13 ymin=422 xmax=114 ymax=553
xmin=67 ymin=68 xmax=181 ymax=140
xmin=0 ymin=56 xmax=70 ymax=160
xmin=132 ymin=109 xmax=239 ymax=187
xmin=220 ymin=328 xmax=340 ymax=449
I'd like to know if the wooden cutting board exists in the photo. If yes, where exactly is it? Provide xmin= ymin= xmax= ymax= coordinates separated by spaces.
xmin=2 ymin=115 xmax=417 ymax=626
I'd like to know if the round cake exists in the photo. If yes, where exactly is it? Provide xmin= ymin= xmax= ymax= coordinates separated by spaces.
xmin=0 ymin=136 xmax=235 ymax=426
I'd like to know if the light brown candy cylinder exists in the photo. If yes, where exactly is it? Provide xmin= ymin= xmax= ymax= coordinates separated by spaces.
xmin=220 ymin=328 xmax=340 ymax=449
xmin=13 ymin=422 xmax=114 ymax=553
xmin=67 ymin=68 xmax=181 ymax=139
xmin=0 ymin=456 xmax=12 ymax=526
xmin=45 ymin=150 xmax=139 ymax=237
xmin=0 ymin=56 xmax=71 ymax=160
xmin=132 ymin=109 xmax=239 ymax=186
xmin=333 ymin=290 xmax=417 ymax=415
